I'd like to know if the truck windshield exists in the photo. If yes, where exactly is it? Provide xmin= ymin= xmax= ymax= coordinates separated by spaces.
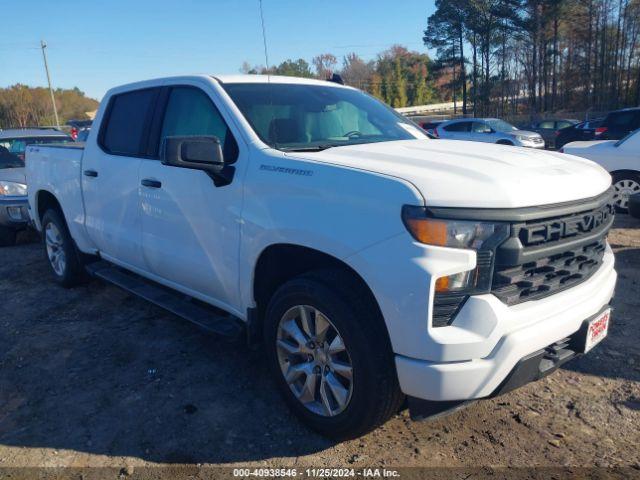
xmin=222 ymin=83 xmax=425 ymax=151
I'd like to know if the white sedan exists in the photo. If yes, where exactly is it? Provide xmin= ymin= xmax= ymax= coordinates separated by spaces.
xmin=562 ymin=129 xmax=639 ymax=211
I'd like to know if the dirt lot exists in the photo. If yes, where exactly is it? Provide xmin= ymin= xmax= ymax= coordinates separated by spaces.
xmin=0 ymin=216 xmax=639 ymax=474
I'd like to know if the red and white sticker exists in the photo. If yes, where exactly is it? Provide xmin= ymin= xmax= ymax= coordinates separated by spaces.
xmin=585 ymin=309 xmax=610 ymax=353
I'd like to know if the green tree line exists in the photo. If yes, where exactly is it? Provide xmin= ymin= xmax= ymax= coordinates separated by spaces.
xmin=424 ymin=0 xmax=640 ymax=116
xmin=0 ymin=85 xmax=99 ymax=129
xmin=241 ymin=46 xmax=439 ymax=108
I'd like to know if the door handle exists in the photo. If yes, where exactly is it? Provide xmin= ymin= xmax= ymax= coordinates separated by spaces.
xmin=83 ymin=170 xmax=98 ymax=177
xmin=141 ymin=179 xmax=162 ymax=189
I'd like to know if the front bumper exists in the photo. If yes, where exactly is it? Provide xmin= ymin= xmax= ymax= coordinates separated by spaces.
xmin=407 ymin=307 xmax=609 ymax=419
xmin=518 ymin=139 xmax=546 ymax=149
xmin=395 ymin=246 xmax=616 ymax=402
xmin=0 ymin=197 xmax=29 ymax=229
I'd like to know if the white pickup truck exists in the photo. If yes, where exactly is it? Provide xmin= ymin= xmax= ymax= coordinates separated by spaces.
xmin=26 ymin=75 xmax=617 ymax=439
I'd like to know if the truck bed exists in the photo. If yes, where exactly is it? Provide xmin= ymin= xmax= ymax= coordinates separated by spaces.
xmin=26 ymin=143 xmax=89 ymax=250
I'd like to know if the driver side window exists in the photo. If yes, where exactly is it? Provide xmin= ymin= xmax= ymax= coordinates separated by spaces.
xmin=161 ymin=87 xmax=238 ymax=162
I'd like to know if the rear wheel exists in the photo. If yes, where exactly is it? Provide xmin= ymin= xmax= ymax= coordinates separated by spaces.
xmin=42 ymin=209 xmax=87 ymax=287
xmin=612 ymin=172 xmax=640 ymax=212
xmin=0 ymin=226 xmax=17 ymax=247
xmin=263 ymin=269 xmax=403 ymax=439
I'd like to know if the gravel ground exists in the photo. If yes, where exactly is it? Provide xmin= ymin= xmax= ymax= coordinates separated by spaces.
xmin=0 ymin=216 xmax=638 ymax=475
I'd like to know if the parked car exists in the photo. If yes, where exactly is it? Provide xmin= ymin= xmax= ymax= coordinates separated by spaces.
xmin=555 ymin=118 xmax=603 ymax=150
xmin=0 ymin=128 xmax=73 ymax=246
xmin=597 ymin=107 xmax=640 ymax=140
xmin=0 ymin=128 xmax=73 ymax=162
xmin=628 ymin=193 xmax=640 ymax=219
xmin=417 ymin=120 xmax=444 ymax=137
xmin=27 ymin=75 xmax=616 ymax=438
xmin=562 ymin=129 xmax=640 ymax=211
xmin=76 ymin=127 xmax=91 ymax=142
xmin=66 ymin=119 xmax=93 ymax=141
xmin=435 ymin=118 xmax=545 ymax=148
xmin=527 ymin=119 xmax=579 ymax=149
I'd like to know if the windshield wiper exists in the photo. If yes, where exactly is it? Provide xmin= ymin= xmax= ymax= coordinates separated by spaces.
xmin=281 ymin=144 xmax=336 ymax=152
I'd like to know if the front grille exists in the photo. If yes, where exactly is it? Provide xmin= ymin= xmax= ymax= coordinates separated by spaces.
xmin=428 ymin=190 xmax=614 ymax=324
xmin=492 ymin=239 xmax=606 ymax=305
xmin=491 ymin=197 xmax=613 ymax=306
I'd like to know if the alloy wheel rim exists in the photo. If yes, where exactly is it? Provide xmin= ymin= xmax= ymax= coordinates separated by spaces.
xmin=613 ymin=179 xmax=640 ymax=209
xmin=276 ymin=305 xmax=354 ymax=417
xmin=45 ymin=222 xmax=66 ymax=276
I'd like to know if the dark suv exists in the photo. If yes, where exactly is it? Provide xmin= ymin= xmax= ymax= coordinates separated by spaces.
xmin=599 ymin=108 xmax=640 ymax=140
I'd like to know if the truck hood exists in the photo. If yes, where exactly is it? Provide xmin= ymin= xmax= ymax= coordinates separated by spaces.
xmin=294 ymin=139 xmax=611 ymax=208
xmin=0 ymin=167 xmax=26 ymax=184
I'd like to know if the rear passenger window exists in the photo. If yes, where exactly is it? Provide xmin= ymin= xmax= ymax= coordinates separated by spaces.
xmin=444 ymin=122 xmax=470 ymax=132
xmin=101 ymin=89 xmax=157 ymax=155
xmin=160 ymin=87 xmax=238 ymax=162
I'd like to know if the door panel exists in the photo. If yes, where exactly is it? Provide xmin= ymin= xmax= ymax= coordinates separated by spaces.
xmin=139 ymin=85 xmax=244 ymax=311
xmin=82 ymin=87 xmax=159 ymax=270
xmin=83 ymin=153 xmax=143 ymax=266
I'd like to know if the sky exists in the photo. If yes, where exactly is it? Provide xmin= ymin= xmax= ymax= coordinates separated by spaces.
xmin=0 ymin=0 xmax=436 ymax=101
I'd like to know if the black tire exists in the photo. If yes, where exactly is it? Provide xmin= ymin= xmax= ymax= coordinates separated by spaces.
xmin=41 ymin=209 xmax=87 ymax=287
xmin=263 ymin=268 xmax=403 ymax=439
xmin=0 ymin=226 xmax=17 ymax=247
xmin=611 ymin=171 xmax=640 ymax=213
xmin=496 ymin=140 xmax=514 ymax=146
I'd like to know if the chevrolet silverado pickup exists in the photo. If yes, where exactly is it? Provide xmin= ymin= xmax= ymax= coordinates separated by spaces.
xmin=26 ymin=75 xmax=617 ymax=439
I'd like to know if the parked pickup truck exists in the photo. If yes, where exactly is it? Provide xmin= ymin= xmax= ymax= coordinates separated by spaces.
xmin=26 ymin=75 xmax=617 ymax=439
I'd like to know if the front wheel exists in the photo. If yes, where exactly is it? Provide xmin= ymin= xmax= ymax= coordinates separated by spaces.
xmin=612 ymin=172 xmax=640 ymax=212
xmin=42 ymin=209 xmax=86 ymax=287
xmin=263 ymin=269 xmax=403 ymax=439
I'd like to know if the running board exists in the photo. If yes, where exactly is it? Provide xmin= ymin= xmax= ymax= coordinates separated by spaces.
xmin=86 ymin=261 xmax=243 ymax=340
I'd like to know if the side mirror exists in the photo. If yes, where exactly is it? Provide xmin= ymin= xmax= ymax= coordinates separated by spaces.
xmin=162 ymin=136 xmax=234 ymax=186
xmin=163 ymin=136 xmax=224 ymax=171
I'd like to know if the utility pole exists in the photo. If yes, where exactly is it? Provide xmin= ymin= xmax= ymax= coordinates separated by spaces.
xmin=40 ymin=40 xmax=60 ymax=129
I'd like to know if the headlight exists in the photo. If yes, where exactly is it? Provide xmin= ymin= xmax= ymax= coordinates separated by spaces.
xmin=516 ymin=135 xmax=529 ymax=142
xmin=402 ymin=206 xmax=509 ymax=293
xmin=0 ymin=181 xmax=27 ymax=197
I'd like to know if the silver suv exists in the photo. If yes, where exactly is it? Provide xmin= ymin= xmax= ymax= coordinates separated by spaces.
xmin=435 ymin=118 xmax=545 ymax=149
